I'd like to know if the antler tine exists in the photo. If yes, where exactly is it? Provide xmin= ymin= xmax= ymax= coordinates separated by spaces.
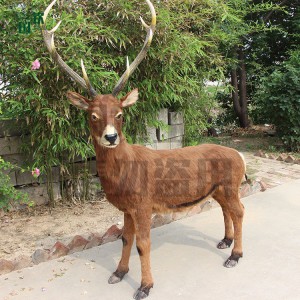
xmin=42 ymin=0 xmax=97 ymax=98
xmin=112 ymin=0 xmax=156 ymax=97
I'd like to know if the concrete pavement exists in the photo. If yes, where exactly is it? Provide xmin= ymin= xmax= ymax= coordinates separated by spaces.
xmin=1 ymin=179 xmax=300 ymax=300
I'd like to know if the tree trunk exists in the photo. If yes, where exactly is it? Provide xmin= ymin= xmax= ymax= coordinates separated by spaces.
xmin=230 ymin=47 xmax=249 ymax=128
xmin=237 ymin=47 xmax=249 ymax=128
xmin=231 ymin=69 xmax=241 ymax=116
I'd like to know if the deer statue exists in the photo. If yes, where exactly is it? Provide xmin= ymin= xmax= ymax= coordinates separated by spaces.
xmin=42 ymin=1 xmax=246 ymax=299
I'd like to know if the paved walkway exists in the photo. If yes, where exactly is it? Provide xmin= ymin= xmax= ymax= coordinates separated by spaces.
xmin=243 ymin=152 xmax=300 ymax=187
xmin=1 ymin=179 xmax=300 ymax=300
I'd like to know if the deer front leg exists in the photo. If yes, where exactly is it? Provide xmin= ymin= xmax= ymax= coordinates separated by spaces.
xmin=132 ymin=209 xmax=153 ymax=300
xmin=108 ymin=213 xmax=135 ymax=284
xmin=224 ymin=198 xmax=244 ymax=268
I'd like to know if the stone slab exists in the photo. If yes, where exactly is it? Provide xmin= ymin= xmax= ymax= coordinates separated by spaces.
xmin=156 ymin=141 xmax=171 ymax=150
xmin=157 ymin=108 xmax=168 ymax=124
xmin=168 ymin=111 xmax=184 ymax=125
xmin=17 ymin=183 xmax=61 ymax=206
xmin=0 ymin=137 xmax=22 ymax=155
xmin=15 ymin=166 xmax=60 ymax=186
xmin=0 ymin=120 xmax=27 ymax=138
xmin=146 ymin=127 xmax=158 ymax=142
xmin=2 ymin=169 xmax=17 ymax=186
xmin=157 ymin=124 xmax=184 ymax=141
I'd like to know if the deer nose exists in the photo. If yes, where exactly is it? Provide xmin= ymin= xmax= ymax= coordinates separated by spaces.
xmin=105 ymin=133 xmax=118 ymax=144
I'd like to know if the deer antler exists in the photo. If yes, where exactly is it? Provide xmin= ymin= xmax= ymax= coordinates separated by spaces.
xmin=112 ymin=0 xmax=156 ymax=97
xmin=41 ymin=0 xmax=97 ymax=98
xmin=42 ymin=0 xmax=156 ymax=99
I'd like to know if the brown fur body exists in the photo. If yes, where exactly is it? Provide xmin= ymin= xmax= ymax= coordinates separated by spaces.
xmin=96 ymin=141 xmax=245 ymax=214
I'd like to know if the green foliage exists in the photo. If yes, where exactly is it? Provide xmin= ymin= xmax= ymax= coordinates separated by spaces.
xmin=183 ymin=90 xmax=216 ymax=146
xmin=215 ymin=89 xmax=239 ymax=127
xmin=0 ymin=0 xmax=229 ymax=196
xmin=0 ymin=156 xmax=31 ymax=210
xmin=253 ymin=49 xmax=300 ymax=151
xmin=212 ymin=0 xmax=298 ymax=128
xmin=245 ymin=0 xmax=300 ymax=99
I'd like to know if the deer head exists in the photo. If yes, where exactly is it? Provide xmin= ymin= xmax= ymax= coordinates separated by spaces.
xmin=42 ymin=0 xmax=156 ymax=148
xmin=66 ymin=90 xmax=139 ymax=148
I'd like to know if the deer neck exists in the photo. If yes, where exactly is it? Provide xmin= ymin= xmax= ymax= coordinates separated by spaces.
xmin=93 ymin=133 xmax=135 ymax=194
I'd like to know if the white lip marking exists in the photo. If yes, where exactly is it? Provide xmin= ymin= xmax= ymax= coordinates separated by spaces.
xmin=99 ymin=124 xmax=120 ymax=148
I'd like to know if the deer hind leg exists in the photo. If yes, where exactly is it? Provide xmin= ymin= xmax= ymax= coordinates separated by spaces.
xmin=131 ymin=209 xmax=153 ymax=300
xmin=224 ymin=193 xmax=244 ymax=268
xmin=224 ymin=197 xmax=244 ymax=268
xmin=213 ymin=190 xmax=244 ymax=268
xmin=217 ymin=206 xmax=234 ymax=249
xmin=212 ymin=193 xmax=234 ymax=249
xmin=213 ymin=190 xmax=234 ymax=249
xmin=108 ymin=213 xmax=135 ymax=284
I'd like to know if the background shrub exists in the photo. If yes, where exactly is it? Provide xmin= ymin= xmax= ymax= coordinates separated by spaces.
xmin=252 ymin=49 xmax=300 ymax=151
xmin=0 ymin=156 xmax=31 ymax=210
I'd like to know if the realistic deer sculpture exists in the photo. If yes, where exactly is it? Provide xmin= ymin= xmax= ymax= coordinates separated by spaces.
xmin=42 ymin=1 xmax=246 ymax=299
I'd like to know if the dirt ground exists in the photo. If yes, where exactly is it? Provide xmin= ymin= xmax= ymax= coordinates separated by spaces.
xmin=0 ymin=198 xmax=123 ymax=261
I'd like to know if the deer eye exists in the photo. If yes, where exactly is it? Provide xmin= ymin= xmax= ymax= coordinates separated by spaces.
xmin=115 ymin=112 xmax=123 ymax=120
xmin=91 ymin=113 xmax=99 ymax=121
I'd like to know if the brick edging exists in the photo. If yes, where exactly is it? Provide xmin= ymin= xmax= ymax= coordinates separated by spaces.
xmin=254 ymin=150 xmax=300 ymax=164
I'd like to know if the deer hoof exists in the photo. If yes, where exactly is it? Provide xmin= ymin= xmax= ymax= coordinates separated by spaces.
xmin=217 ymin=238 xmax=233 ymax=249
xmin=224 ymin=254 xmax=241 ymax=268
xmin=108 ymin=270 xmax=127 ymax=284
xmin=133 ymin=286 xmax=152 ymax=300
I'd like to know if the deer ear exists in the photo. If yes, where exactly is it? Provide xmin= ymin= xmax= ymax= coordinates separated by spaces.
xmin=120 ymin=88 xmax=139 ymax=108
xmin=67 ymin=91 xmax=89 ymax=111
